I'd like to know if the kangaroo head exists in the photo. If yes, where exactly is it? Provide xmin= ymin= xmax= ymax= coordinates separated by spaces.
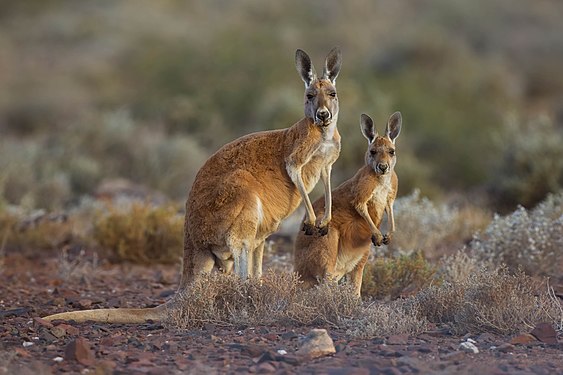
xmin=295 ymin=47 xmax=342 ymax=127
xmin=360 ymin=112 xmax=402 ymax=175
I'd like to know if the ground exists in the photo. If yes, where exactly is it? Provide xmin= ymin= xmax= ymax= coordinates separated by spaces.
xmin=1 ymin=250 xmax=562 ymax=375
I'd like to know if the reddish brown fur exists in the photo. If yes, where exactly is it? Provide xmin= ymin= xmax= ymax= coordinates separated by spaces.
xmin=294 ymin=112 xmax=402 ymax=296
xmin=42 ymin=48 xmax=343 ymax=323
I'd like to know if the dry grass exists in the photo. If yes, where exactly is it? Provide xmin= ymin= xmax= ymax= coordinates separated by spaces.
xmin=168 ymin=270 xmax=428 ymax=337
xmin=361 ymin=251 xmax=438 ymax=300
xmin=93 ymin=202 xmax=183 ymax=264
xmin=0 ymin=208 xmax=77 ymax=253
xmin=415 ymin=265 xmax=562 ymax=335
xmin=345 ymin=300 xmax=428 ymax=338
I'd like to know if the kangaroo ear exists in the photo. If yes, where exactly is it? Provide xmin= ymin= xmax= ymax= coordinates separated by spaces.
xmin=360 ymin=114 xmax=377 ymax=144
xmin=385 ymin=112 xmax=402 ymax=143
xmin=322 ymin=47 xmax=342 ymax=84
xmin=295 ymin=49 xmax=317 ymax=87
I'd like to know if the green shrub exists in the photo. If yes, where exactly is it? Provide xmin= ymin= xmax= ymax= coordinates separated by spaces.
xmin=488 ymin=115 xmax=563 ymax=211
xmin=93 ymin=202 xmax=183 ymax=264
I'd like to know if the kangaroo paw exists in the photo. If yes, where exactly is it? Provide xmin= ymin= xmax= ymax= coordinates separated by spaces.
xmin=371 ymin=234 xmax=383 ymax=247
xmin=302 ymin=222 xmax=316 ymax=236
xmin=317 ymin=224 xmax=329 ymax=236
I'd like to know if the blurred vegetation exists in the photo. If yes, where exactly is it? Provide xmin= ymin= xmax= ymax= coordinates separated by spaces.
xmin=1 ymin=0 xmax=562 ymax=211
xmin=93 ymin=202 xmax=183 ymax=264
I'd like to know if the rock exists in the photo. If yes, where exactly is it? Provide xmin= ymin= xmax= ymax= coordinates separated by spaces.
xmin=296 ymin=329 xmax=336 ymax=360
xmin=441 ymin=351 xmax=465 ymax=361
xmin=241 ymin=344 xmax=267 ymax=358
xmin=254 ymin=351 xmax=276 ymax=364
xmin=33 ymin=317 xmax=54 ymax=329
xmin=496 ymin=343 xmax=515 ymax=353
xmin=459 ymin=341 xmax=479 ymax=354
xmin=0 ymin=307 xmax=30 ymax=318
xmin=281 ymin=331 xmax=298 ymax=340
xmin=56 ymin=323 xmax=79 ymax=336
xmin=50 ymin=326 xmax=67 ymax=338
xmin=256 ymin=361 xmax=276 ymax=373
xmin=387 ymin=334 xmax=409 ymax=345
xmin=510 ymin=333 xmax=538 ymax=345
xmin=530 ymin=323 xmax=557 ymax=345
xmin=64 ymin=337 xmax=95 ymax=366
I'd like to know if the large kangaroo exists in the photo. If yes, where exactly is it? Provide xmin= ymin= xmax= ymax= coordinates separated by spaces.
xmin=294 ymin=112 xmax=401 ymax=297
xmin=43 ymin=48 xmax=342 ymax=323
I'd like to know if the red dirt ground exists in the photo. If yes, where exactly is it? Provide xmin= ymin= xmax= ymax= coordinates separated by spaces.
xmin=1 ymin=251 xmax=562 ymax=374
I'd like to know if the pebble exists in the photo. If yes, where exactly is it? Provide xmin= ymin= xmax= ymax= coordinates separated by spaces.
xmin=459 ymin=342 xmax=479 ymax=354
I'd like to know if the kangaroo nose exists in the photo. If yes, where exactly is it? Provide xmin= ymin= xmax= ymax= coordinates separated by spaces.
xmin=316 ymin=109 xmax=330 ymax=121
xmin=377 ymin=163 xmax=388 ymax=173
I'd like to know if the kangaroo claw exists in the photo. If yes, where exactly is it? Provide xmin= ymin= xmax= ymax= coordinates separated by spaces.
xmin=317 ymin=225 xmax=329 ymax=236
xmin=302 ymin=222 xmax=316 ymax=236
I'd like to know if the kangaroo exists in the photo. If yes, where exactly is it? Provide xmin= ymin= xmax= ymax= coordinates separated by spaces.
xmin=42 ymin=47 xmax=342 ymax=323
xmin=294 ymin=112 xmax=401 ymax=297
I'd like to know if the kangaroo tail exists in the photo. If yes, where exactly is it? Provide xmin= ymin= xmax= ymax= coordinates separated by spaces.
xmin=42 ymin=303 xmax=168 ymax=324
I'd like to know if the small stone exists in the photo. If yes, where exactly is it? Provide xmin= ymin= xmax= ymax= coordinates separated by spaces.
xmin=276 ymin=349 xmax=287 ymax=355
xmin=510 ymin=333 xmax=537 ymax=345
xmin=387 ymin=334 xmax=409 ymax=345
xmin=22 ymin=341 xmax=33 ymax=347
xmin=56 ymin=323 xmax=79 ymax=336
xmin=530 ymin=323 xmax=557 ymax=345
xmin=496 ymin=343 xmax=515 ymax=353
xmin=296 ymin=329 xmax=336 ymax=360
xmin=281 ymin=331 xmax=298 ymax=340
xmin=64 ymin=337 xmax=95 ymax=366
xmin=50 ymin=326 xmax=66 ymax=338
xmin=256 ymin=362 xmax=276 ymax=373
xmin=459 ymin=342 xmax=479 ymax=354
xmin=53 ymin=357 xmax=64 ymax=363
xmin=441 ymin=351 xmax=465 ymax=361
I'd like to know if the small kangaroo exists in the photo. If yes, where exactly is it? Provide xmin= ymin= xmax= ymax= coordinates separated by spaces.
xmin=43 ymin=48 xmax=342 ymax=323
xmin=294 ymin=112 xmax=401 ymax=297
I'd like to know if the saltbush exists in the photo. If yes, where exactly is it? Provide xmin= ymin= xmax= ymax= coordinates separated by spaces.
xmin=468 ymin=191 xmax=563 ymax=277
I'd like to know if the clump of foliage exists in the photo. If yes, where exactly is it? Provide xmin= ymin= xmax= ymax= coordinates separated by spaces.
xmin=415 ymin=265 xmax=561 ymax=335
xmin=169 ymin=270 xmax=428 ymax=337
xmin=345 ymin=299 xmax=428 ymax=339
xmin=385 ymin=190 xmax=490 ymax=259
xmin=93 ymin=202 xmax=183 ymax=264
xmin=489 ymin=116 xmax=563 ymax=211
xmin=361 ymin=251 xmax=438 ymax=300
xmin=0 ymin=208 xmax=77 ymax=253
xmin=468 ymin=191 xmax=563 ymax=277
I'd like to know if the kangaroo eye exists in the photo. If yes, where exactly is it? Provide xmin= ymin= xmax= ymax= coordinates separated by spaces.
xmin=389 ymin=149 xmax=395 ymax=156
xmin=306 ymin=94 xmax=315 ymax=100
xmin=370 ymin=150 xmax=376 ymax=156
xmin=329 ymin=92 xmax=336 ymax=98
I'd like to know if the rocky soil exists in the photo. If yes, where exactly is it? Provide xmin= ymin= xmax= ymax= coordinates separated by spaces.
xmin=1 ymin=251 xmax=562 ymax=374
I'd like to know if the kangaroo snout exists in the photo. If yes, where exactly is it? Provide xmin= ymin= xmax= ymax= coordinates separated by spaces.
xmin=316 ymin=108 xmax=331 ymax=124
xmin=377 ymin=163 xmax=389 ymax=174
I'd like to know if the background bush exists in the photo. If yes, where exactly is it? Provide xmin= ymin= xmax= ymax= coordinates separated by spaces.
xmin=1 ymin=0 xmax=562 ymax=210
xmin=93 ymin=202 xmax=183 ymax=264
